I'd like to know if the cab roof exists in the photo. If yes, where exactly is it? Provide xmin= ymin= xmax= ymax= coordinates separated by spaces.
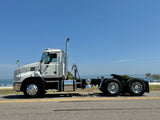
xmin=44 ymin=48 xmax=64 ymax=53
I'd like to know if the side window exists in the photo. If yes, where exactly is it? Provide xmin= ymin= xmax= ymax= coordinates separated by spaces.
xmin=43 ymin=53 xmax=57 ymax=64
xmin=50 ymin=54 xmax=57 ymax=62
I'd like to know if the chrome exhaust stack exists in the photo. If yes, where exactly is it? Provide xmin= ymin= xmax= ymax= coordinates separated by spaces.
xmin=65 ymin=38 xmax=70 ymax=79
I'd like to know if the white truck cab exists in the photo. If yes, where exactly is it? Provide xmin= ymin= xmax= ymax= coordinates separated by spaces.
xmin=14 ymin=49 xmax=66 ymax=91
xmin=13 ymin=39 xmax=70 ymax=97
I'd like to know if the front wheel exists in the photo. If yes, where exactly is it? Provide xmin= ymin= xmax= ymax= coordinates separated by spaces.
xmin=102 ymin=79 xmax=122 ymax=96
xmin=23 ymin=81 xmax=45 ymax=98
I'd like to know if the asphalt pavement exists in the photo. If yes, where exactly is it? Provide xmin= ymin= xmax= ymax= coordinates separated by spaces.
xmin=0 ymin=91 xmax=160 ymax=120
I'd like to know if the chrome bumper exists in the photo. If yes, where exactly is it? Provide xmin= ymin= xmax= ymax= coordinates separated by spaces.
xmin=13 ymin=82 xmax=22 ymax=92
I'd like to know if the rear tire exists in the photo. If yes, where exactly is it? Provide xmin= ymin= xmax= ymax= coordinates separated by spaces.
xmin=127 ymin=78 xmax=145 ymax=96
xmin=101 ymin=79 xmax=122 ymax=96
xmin=23 ymin=80 xmax=45 ymax=98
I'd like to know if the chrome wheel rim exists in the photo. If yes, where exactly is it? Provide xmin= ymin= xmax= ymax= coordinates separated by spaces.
xmin=131 ymin=82 xmax=143 ymax=93
xmin=26 ymin=84 xmax=38 ymax=96
xmin=108 ymin=82 xmax=119 ymax=94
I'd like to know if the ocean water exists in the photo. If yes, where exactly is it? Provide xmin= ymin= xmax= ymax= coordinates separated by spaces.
xmin=0 ymin=79 xmax=13 ymax=87
xmin=0 ymin=74 xmax=159 ymax=87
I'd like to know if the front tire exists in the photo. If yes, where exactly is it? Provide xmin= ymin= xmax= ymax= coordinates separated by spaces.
xmin=23 ymin=80 xmax=45 ymax=98
xmin=101 ymin=79 xmax=122 ymax=96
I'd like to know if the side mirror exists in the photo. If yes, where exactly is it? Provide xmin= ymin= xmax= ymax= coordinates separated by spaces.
xmin=16 ymin=60 xmax=20 ymax=69
xmin=44 ymin=59 xmax=49 ymax=64
xmin=44 ymin=56 xmax=50 ymax=64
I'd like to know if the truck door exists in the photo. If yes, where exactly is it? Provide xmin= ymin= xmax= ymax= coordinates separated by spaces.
xmin=41 ymin=53 xmax=59 ymax=78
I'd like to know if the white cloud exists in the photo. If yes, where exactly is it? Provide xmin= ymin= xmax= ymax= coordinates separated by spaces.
xmin=113 ymin=59 xmax=130 ymax=63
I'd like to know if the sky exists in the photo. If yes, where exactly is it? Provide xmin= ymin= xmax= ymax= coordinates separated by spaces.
xmin=0 ymin=0 xmax=160 ymax=78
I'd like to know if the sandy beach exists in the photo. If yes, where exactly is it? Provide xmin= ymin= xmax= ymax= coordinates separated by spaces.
xmin=0 ymin=87 xmax=13 ymax=89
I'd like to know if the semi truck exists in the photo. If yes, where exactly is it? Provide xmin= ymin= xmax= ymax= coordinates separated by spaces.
xmin=13 ymin=38 xmax=149 ymax=98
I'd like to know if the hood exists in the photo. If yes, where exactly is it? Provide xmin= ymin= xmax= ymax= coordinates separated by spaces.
xmin=17 ymin=62 xmax=40 ymax=74
xmin=14 ymin=62 xmax=41 ymax=82
xmin=20 ymin=62 xmax=40 ymax=69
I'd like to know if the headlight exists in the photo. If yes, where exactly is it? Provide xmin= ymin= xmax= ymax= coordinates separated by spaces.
xmin=14 ymin=77 xmax=21 ymax=81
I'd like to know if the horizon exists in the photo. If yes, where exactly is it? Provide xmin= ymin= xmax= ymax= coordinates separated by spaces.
xmin=1 ymin=0 xmax=160 ymax=78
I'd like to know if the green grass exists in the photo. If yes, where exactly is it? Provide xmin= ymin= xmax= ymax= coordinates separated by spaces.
xmin=0 ymin=85 xmax=160 ymax=95
xmin=0 ymin=88 xmax=22 ymax=95
xmin=149 ymin=85 xmax=160 ymax=91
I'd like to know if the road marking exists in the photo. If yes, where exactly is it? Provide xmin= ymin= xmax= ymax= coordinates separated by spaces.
xmin=0 ymin=97 xmax=160 ymax=103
